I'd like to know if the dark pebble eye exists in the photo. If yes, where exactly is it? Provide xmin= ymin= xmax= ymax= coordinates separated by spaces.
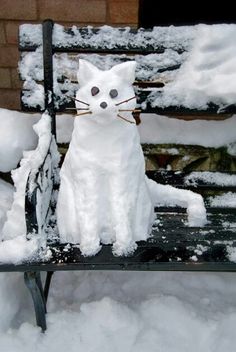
xmin=109 ymin=89 xmax=118 ymax=98
xmin=91 ymin=86 xmax=100 ymax=96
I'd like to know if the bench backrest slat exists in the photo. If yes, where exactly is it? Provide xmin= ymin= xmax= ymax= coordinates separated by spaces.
xmin=18 ymin=20 xmax=236 ymax=117
xmin=19 ymin=25 xmax=188 ymax=53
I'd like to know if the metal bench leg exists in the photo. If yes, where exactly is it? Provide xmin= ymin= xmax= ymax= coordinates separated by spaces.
xmin=24 ymin=271 xmax=47 ymax=332
xmin=44 ymin=271 xmax=54 ymax=304
xmin=35 ymin=272 xmax=47 ymax=313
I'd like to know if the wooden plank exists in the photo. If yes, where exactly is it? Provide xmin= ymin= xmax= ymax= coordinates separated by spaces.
xmin=147 ymin=170 xmax=236 ymax=191
xmin=155 ymin=211 xmax=236 ymax=229
xmin=20 ymin=89 xmax=236 ymax=115
xmin=2 ymin=203 xmax=235 ymax=272
xmin=19 ymin=27 xmax=184 ymax=54
xmin=19 ymin=51 xmax=183 ymax=83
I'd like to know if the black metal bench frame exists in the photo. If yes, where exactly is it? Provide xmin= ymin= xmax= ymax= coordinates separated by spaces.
xmin=1 ymin=19 xmax=236 ymax=332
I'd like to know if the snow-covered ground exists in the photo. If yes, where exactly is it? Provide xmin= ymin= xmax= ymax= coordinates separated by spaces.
xmin=1 ymin=240 xmax=236 ymax=351
xmin=0 ymin=108 xmax=236 ymax=350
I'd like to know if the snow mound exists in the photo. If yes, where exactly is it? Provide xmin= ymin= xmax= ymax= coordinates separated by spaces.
xmin=1 ymin=270 xmax=236 ymax=351
xmin=0 ymin=109 xmax=39 ymax=172
xmin=0 ymin=180 xmax=13 ymax=233
xmin=148 ymin=24 xmax=236 ymax=109
xmin=139 ymin=114 xmax=236 ymax=149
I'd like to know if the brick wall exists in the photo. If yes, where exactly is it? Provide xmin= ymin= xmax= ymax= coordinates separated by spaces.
xmin=0 ymin=0 xmax=139 ymax=110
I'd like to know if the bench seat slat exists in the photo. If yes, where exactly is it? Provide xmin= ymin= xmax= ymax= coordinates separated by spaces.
xmin=43 ymin=210 xmax=236 ymax=265
xmin=2 ymin=261 xmax=236 ymax=272
xmin=147 ymin=171 xmax=236 ymax=190
xmin=1 ymin=207 xmax=235 ymax=272
xmin=20 ymin=90 xmax=236 ymax=115
xmin=155 ymin=212 xmax=236 ymax=229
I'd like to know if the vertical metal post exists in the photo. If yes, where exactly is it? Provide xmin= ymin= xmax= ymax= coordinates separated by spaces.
xmin=42 ymin=19 xmax=56 ymax=138
xmin=41 ymin=21 xmax=56 ymax=298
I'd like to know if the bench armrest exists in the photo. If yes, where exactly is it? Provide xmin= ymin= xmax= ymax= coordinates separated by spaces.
xmin=25 ymin=135 xmax=60 ymax=246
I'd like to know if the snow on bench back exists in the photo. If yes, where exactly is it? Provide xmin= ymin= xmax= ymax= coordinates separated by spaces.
xmin=19 ymin=23 xmax=236 ymax=114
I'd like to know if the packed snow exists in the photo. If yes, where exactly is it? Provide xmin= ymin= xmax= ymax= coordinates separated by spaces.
xmin=1 ymin=260 xmax=236 ymax=350
xmin=0 ymin=109 xmax=39 ymax=172
xmin=56 ymin=60 xmax=206 ymax=256
xmin=0 ymin=113 xmax=56 ymax=264
xmin=0 ymin=108 xmax=236 ymax=349
xmin=0 ymin=180 xmax=13 ymax=232
xmin=138 ymin=114 xmax=236 ymax=149
xmin=0 ymin=107 xmax=234 ymax=259
xmin=149 ymin=24 xmax=236 ymax=109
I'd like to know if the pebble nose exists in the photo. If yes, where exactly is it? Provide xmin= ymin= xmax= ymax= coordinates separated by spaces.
xmin=100 ymin=102 xmax=107 ymax=109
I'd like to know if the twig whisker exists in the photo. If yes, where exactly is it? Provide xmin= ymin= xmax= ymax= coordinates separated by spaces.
xmin=118 ymin=109 xmax=141 ymax=113
xmin=76 ymin=111 xmax=92 ymax=117
xmin=65 ymin=107 xmax=90 ymax=110
xmin=115 ymin=96 xmax=136 ymax=106
xmin=117 ymin=114 xmax=135 ymax=124
xmin=65 ymin=94 xmax=90 ymax=106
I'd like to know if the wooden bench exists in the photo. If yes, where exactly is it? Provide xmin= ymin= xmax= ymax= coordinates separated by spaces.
xmin=1 ymin=19 xmax=236 ymax=332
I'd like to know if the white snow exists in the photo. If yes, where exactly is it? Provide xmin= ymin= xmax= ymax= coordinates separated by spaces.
xmin=0 ymin=181 xmax=38 ymax=264
xmin=0 ymin=108 xmax=236 ymax=175
xmin=0 ymin=103 xmax=234 ymax=251
xmin=227 ymin=246 xmax=236 ymax=262
xmin=185 ymin=172 xmax=236 ymax=187
xmin=19 ymin=24 xmax=42 ymax=47
xmin=0 ymin=22 xmax=233 ymax=348
xmin=19 ymin=23 xmax=236 ymax=110
xmin=56 ymin=60 xmax=207 ymax=256
xmin=0 ymin=109 xmax=39 ymax=172
xmin=209 ymin=192 xmax=236 ymax=207
xmin=0 ymin=108 xmax=236 ymax=349
xmin=0 ymin=180 xmax=13 ymax=232
xmin=149 ymin=24 xmax=236 ymax=109
xmin=0 ymin=112 xmax=55 ymax=264
xmin=148 ymin=178 xmax=206 ymax=227
xmin=20 ymin=24 xmax=195 ymax=50
xmin=1 ymin=269 xmax=236 ymax=351
xmin=0 ymin=235 xmax=38 ymax=264
xmin=138 ymin=114 xmax=236 ymax=149
xmin=0 ymin=109 xmax=73 ymax=172
xmin=57 ymin=60 xmax=156 ymax=256
xmin=56 ymin=113 xmax=74 ymax=143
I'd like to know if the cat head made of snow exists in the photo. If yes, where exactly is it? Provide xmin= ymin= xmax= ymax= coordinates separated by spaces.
xmin=75 ymin=59 xmax=137 ymax=125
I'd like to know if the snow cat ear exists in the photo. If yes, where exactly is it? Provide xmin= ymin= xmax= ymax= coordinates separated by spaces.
xmin=111 ymin=61 xmax=137 ymax=84
xmin=77 ymin=59 xmax=100 ymax=86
